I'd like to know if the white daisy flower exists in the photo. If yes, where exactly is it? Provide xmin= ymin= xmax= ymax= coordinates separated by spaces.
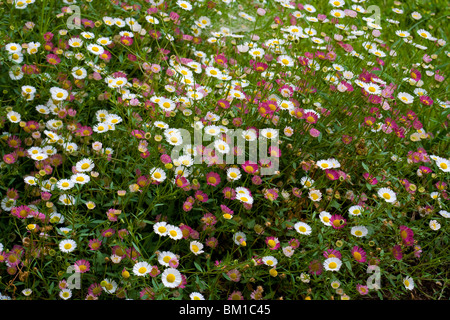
xmin=319 ymin=211 xmax=332 ymax=226
xmin=323 ymin=257 xmax=342 ymax=271
xmin=403 ymin=276 xmax=415 ymax=290
xmin=190 ymin=241 xmax=204 ymax=255
xmin=377 ymin=187 xmax=397 ymax=203
xmin=59 ymin=239 xmax=77 ymax=253
xmin=153 ymin=221 xmax=169 ymax=236
xmin=57 ymin=179 xmax=75 ymax=191
xmin=161 ymin=268 xmax=182 ymax=288
xmin=429 ymin=220 xmax=441 ymax=231
xmin=262 ymin=256 xmax=278 ymax=267
xmin=167 ymin=225 xmax=183 ymax=240
xmin=351 ymin=226 xmax=368 ymax=237
xmin=158 ymin=250 xmax=177 ymax=267
xmin=133 ymin=261 xmax=151 ymax=277
xmin=294 ymin=221 xmax=312 ymax=235
xmin=76 ymin=158 xmax=95 ymax=172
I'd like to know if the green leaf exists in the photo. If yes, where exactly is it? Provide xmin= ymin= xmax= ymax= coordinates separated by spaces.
xmin=194 ymin=261 xmax=203 ymax=272
xmin=331 ymin=200 xmax=341 ymax=209
xmin=362 ymin=162 xmax=369 ymax=172
xmin=344 ymin=260 xmax=354 ymax=276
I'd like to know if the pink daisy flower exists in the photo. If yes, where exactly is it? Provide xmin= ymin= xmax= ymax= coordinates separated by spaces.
xmin=352 ymin=246 xmax=367 ymax=263
xmin=140 ymin=287 xmax=155 ymax=300
xmin=325 ymin=169 xmax=339 ymax=181
xmin=88 ymin=283 xmax=103 ymax=297
xmin=252 ymin=175 xmax=262 ymax=185
xmin=268 ymin=146 xmax=281 ymax=158
xmin=227 ymin=269 xmax=241 ymax=282
xmin=356 ymin=284 xmax=369 ymax=295
xmin=399 ymin=225 xmax=414 ymax=246
xmin=101 ymin=228 xmax=115 ymax=238
xmin=304 ymin=111 xmax=318 ymax=124
xmin=308 ymin=259 xmax=323 ymax=275
xmin=413 ymin=245 xmax=422 ymax=258
xmin=228 ymin=291 xmax=244 ymax=300
xmin=323 ymin=248 xmax=342 ymax=259
xmin=201 ymin=212 xmax=217 ymax=226
xmin=205 ymin=237 xmax=218 ymax=248
xmin=363 ymin=172 xmax=378 ymax=185
xmin=309 ymin=128 xmax=321 ymax=137
xmin=46 ymin=53 xmax=61 ymax=65
xmin=330 ymin=214 xmax=346 ymax=229
xmin=6 ymin=252 xmax=20 ymax=267
xmin=149 ymin=265 xmax=160 ymax=278
xmin=217 ymin=99 xmax=230 ymax=109
xmin=11 ymin=205 xmax=31 ymax=219
xmin=6 ymin=188 xmax=19 ymax=200
xmin=265 ymin=237 xmax=280 ymax=250
xmin=410 ymin=69 xmax=421 ymax=81
xmin=242 ymin=161 xmax=259 ymax=174
xmin=126 ymin=247 xmax=141 ymax=261
xmin=264 ymin=188 xmax=279 ymax=201
xmin=74 ymin=259 xmax=90 ymax=273
xmin=7 ymin=136 xmax=21 ymax=148
xmin=195 ymin=190 xmax=208 ymax=203
xmin=222 ymin=187 xmax=236 ymax=200
xmin=3 ymin=153 xmax=17 ymax=164
xmin=182 ymin=201 xmax=193 ymax=212
xmin=175 ymin=175 xmax=189 ymax=188
xmin=59 ymin=280 xmax=68 ymax=290
xmin=288 ymin=238 xmax=300 ymax=249
xmin=392 ymin=245 xmax=403 ymax=260
xmin=169 ymin=258 xmax=179 ymax=268
xmin=99 ymin=50 xmax=112 ymax=61
xmin=88 ymin=238 xmax=102 ymax=251
xmin=206 ymin=172 xmax=221 ymax=186
xmin=292 ymin=187 xmax=302 ymax=198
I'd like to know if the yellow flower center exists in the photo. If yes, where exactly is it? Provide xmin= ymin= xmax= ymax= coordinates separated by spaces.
xmin=138 ymin=267 xmax=147 ymax=274
xmin=166 ymin=274 xmax=176 ymax=282
xmin=158 ymin=226 xmax=167 ymax=233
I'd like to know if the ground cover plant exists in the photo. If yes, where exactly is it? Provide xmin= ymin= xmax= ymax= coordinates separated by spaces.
xmin=0 ymin=0 xmax=449 ymax=301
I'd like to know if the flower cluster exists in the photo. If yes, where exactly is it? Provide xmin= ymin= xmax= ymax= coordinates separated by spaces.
xmin=0 ymin=0 xmax=448 ymax=301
